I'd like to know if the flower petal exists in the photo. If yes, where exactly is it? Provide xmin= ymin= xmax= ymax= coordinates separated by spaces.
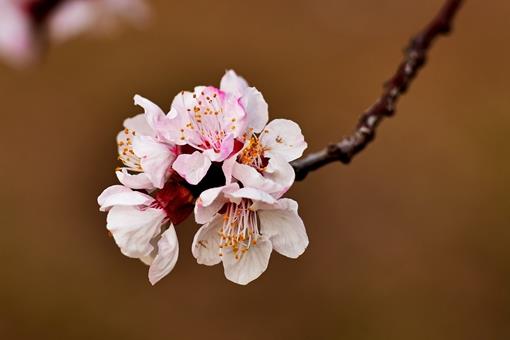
xmin=0 ymin=3 xmax=38 ymax=67
xmin=240 ymin=87 xmax=269 ymax=133
xmin=220 ymin=70 xmax=248 ymax=96
xmin=134 ymin=95 xmax=167 ymax=132
xmin=122 ymin=113 xmax=154 ymax=137
xmin=260 ymin=119 xmax=307 ymax=162
xmin=168 ymin=91 xmax=202 ymax=145
xmin=222 ymin=238 xmax=273 ymax=285
xmin=132 ymin=136 xmax=175 ymax=189
xmin=222 ymin=154 xmax=237 ymax=185
xmin=261 ymin=156 xmax=295 ymax=198
xmin=140 ymin=255 xmax=154 ymax=266
xmin=227 ymin=187 xmax=277 ymax=207
xmin=148 ymin=225 xmax=179 ymax=285
xmin=231 ymin=156 xmax=294 ymax=198
xmin=106 ymin=206 xmax=166 ymax=258
xmin=46 ymin=0 xmax=95 ymax=42
xmin=259 ymin=199 xmax=308 ymax=259
xmin=232 ymin=162 xmax=281 ymax=194
xmin=139 ymin=237 xmax=160 ymax=265
xmin=172 ymin=151 xmax=212 ymax=185
xmin=192 ymin=216 xmax=222 ymax=266
xmin=115 ymin=169 xmax=154 ymax=190
xmin=194 ymin=183 xmax=239 ymax=224
xmin=202 ymin=133 xmax=235 ymax=162
xmin=98 ymin=185 xmax=153 ymax=212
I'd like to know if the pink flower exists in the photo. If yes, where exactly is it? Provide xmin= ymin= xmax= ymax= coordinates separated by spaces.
xmin=0 ymin=0 xmax=38 ymax=67
xmin=115 ymin=95 xmax=177 ymax=190
xmin=98 ymin=180 xmax=194 ymax=285
xmin=164 ymin=70 xmax=269 ymax=185
xmin=0 ymin=0 xmax=149 ymax=67
xmin=48 ymin=0 xmax=149 ymax=43
xmin=192 ymin=183 xmax=309 ymax=285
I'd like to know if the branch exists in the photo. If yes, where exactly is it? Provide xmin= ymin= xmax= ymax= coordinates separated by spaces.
xmin=292 ymin=0 xmax=464 ymax=181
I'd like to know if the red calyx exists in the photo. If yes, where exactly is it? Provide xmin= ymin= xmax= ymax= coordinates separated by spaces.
xmin=154 ymin=180 xmax=195 ymax=226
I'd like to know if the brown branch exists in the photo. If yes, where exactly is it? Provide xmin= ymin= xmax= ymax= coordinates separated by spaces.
xmin=292 ymin=0 xmax=464 ymax=181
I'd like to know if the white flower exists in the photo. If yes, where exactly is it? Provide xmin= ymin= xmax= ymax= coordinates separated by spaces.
xmin=224 ymin=118 xmax=307 ymax=197
xmin=116 ymin=95 xmax=177 ymax=190
xmin=192 ymin=183 xmax=309 ymax=285
xmin=98 ymin=184 xmax=179 ymax=285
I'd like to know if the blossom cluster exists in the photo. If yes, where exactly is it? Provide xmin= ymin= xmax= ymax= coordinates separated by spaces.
xmin=0 ymin=0 xmax=148 ymax=67
xmin=98 ymin=71 xmax=309 ymax=285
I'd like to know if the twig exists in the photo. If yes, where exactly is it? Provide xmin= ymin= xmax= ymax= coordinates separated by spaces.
xmin=291 ymin=0 xmax=464 ymax=181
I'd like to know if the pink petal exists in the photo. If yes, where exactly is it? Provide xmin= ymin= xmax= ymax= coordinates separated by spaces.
xmin=172 ymin=151 xmax=212 ymax=185
xmin=220 ymin=70 xmax=248 ymax=96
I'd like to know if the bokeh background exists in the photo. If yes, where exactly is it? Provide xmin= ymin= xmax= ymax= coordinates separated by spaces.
xmin=1 ymin=1 xmax=509 ymax=339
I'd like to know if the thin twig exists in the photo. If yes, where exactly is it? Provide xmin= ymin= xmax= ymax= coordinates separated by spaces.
xmin=292 ymin=0 xmax=464 ymax=181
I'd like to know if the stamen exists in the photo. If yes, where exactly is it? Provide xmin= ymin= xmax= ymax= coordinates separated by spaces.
xmin=117 ymin=128 xmax=143 ymax=172
xmin=238 ymin=135 xmax=266 ymax=171
xmin=218 ymin=199 xmax=260 ymax=260
xmin=182 ymin=88 xmax=233 ymax=153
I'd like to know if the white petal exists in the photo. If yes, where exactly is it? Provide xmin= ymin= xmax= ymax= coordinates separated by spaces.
xmin=262 ymin=156 xmax=295 ymax=198
xmin=98 ymin=185 xmax=153 ymax=212
xmin=221 ymin=153 xmax=240 ymax=185
xmin=192 ymin=216 xmax=223 ymax=266
xmin=148 ymin=225 xmax=179 ymax=285
xmin=98 ymin=185 xmax=131 ymax=211
xmin=139 ymin=236 xmax=160 ymax=265
xmin=231 ymin=156 xmax=294 ymax=198
xmin=259 ymin=199 xmax=308 ymax=259
xmin=220 ymin=70 xmax=248 ymax=96
xmin=123 ymin=113 xmax=154 ymax=137
xmin=115 ymin=170 xmax=154 ymax=190
xmin=172 ymin=151 xmax=212 ymax=185
xmin=132 ymin=136 xmax=175 ymax=189
xmin=227 ymin=187 xmax=277 ymax=207
xmin=134 ymin=95 xmax=167 ymax=132
xmin=232 ymin=162 xmax=282 ymax=194
xmin=260 ymin=119 xmax=307 ymax=162
xmin=106 ymin=206 xmax=166 ymax=258
xmin=222 ymin=238 xmax=273 ymax=285
xmin=194 ymin=183 xmax=239 ymax=224
xmin=240 ymin=87 xmax=269 ymax=133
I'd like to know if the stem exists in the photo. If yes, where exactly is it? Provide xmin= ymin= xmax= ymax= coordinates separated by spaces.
xmin=291 ymin=0 xmax=464 ymax=181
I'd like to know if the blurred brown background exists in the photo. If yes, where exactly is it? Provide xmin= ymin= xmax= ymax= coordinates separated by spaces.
xmin=0 ymin=0 xmax=509 ymax=339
